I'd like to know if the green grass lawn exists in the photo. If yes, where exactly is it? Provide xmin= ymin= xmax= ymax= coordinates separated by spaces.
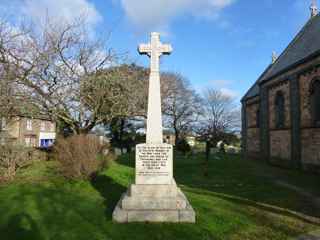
xmin=0 ymin=153 xmax=319 ymax=240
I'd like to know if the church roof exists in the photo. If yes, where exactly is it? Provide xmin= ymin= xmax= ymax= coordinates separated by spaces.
xmin=241 ymin=64 xmax=272 ymax=101
xmin=242 ymin=13 xmax=320 ymax=102
xmin=261 ymin=14 xmax=320 ymax=82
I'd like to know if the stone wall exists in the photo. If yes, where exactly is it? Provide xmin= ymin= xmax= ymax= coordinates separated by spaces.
xmin=267 ymin=80 xmax=292 ymax=166
xmin=18 ymin=118 xmax=55 ymax=146
xmin=244 ymin=98 xmax=260 ymax=158
xmin=3 ymin=117 xmax=20 ymax=139
xmin=269 ymin=130 xmax=291 ymax=165
xmin=268 ymin=81 xmax=291 ymax=130
xmin=299 ymin=67 xmax=320 ymax=128
xmin=301 ymin=129 xmax=320 ymax=172
xmin=299 ymin=66 xmax=320 ymax=171
xmin=243 ymin=55 xmax=320 ymax=172
xmin=246 ymin=102 xmax=259 ymax=128
xmin=247 ymin=128 xmax=260 ymax=158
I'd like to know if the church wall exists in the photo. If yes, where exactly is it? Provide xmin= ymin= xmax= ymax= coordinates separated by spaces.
xmin=267 ymin=81 xmax=292 ymax=165
xmin=244 ymin=55 xmax=320 ymax=171
xmin=299 ymin=66 xmax=320 ymax=172
xmin=269 ymin=130 xmax=292 ymax=165
xmin=268 ymin=81 xmax=291 ymax=130
xmin=245 ymin=98 xmax=260 ymax=158
xmin=301 ymin=129 xmax=320 ymax=172
xmin=246 ymin=100 xmax=259 ymax=128
xmin=247 ymin=128 xmax=260 ymax=157
xmin=299 ymin=66 xmax=320 ymax=128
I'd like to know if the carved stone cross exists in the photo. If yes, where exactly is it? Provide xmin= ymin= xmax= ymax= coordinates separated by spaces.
xmin=139 ymin=32 xmax=172 ymax=74
xmin=113 ymin=32 xmax=195 ymax=223
xmin=138 ymin=32 xmax=172 ymax=144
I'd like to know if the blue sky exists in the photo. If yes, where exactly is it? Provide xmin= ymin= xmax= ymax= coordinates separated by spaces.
xmin=0 ymin=0 xmax=316 ymax=101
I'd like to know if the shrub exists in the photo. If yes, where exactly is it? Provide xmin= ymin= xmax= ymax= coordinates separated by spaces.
xmin=0 ymin=143 xmax=33 ymax=181
xmin=53 ymin=135 xmax=109 ymax=180
xmin=176 ymin=139 xmax=191 ymax=155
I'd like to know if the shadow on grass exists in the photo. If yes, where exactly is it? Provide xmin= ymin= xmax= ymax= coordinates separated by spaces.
xmin=0 ymin=181 xmax=114 ymax=240
xmin=187 ymin=187 xmax=320 ymax=226
xmin=116 ymin=154 xmax=135 ymax=168
xmin=91 ymin=174 xmax=127 ymax=219
xmin=174 ymin=153 xmax=320 ymax=220
xmin=1 ymin=213 xmax=44 ymax=240
xmin=0 ymin=153 xmax=318 ymax=240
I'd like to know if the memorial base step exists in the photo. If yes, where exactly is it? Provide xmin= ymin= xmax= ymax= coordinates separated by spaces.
xmin=112 ymin=184 xmax=196 ymax=223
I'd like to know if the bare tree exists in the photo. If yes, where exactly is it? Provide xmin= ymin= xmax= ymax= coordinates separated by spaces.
xmin=0 ymin=16 xmax=136 ymax=134
xmin=196 ymin=89 xmax=240 ymax=171
xmin=198 ymin=88 xmax=240 ymax=143
xmin=161 ymin=72 xmax=202 ymax=145
xmin=0 ymin=19 xmax=23 ymax=120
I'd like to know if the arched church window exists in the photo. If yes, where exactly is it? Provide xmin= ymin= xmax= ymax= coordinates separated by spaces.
xmin=310 ymin=79 xmax=320 ymax=127
xmin=275 ymin=91 xmax=285 ymax=129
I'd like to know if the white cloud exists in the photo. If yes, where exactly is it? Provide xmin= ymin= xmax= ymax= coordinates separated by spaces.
xmin=1 ymin=0 xmax=102 ymax=27
xmin=220 ymin=88 xmax=239 ymax=98
xmin=210 ymin=79 xmax=232 ymax=88
xmin=118 ymin=0 xmax=235 ymax=31
xmin=210 ymin=79 xmax=239 ymax=98
xmin=195 ymin=79 xmax=239 ymax=99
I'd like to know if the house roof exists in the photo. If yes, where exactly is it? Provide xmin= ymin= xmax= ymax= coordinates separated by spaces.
xmin=15 ymin=114 xmax=53 ymax=121
xmin=242 ymin=14 xmax=320 ymax=101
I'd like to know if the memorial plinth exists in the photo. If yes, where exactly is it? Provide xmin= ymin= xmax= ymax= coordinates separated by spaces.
xmin=112 ymin=32 xmax=195 ymax=223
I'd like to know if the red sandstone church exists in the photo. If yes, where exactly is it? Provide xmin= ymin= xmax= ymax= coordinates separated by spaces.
xmin=241 ymin=2 xmax=320 ymax=173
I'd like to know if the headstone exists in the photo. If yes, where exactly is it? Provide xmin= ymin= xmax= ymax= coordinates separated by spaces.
xmin=210 ymin=148 xmax=219 ymax=155
xmin=112 ymin=32 xmax=195 ymax=223
xmin=114 ymin=148 xmax=122 ymax=156
xmin=226 ymin=146 xmax=237 ymax=154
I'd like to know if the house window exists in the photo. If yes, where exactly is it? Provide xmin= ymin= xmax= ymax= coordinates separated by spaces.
xmin=40 ymin=121 xmax=46 ymax=131
xmin=25 ymin=136 xmax=36 ymax=147
xmin=26 ymin=119 xmax=33 ymax=131
xmin=275 ymin=91 xmax=285 ymax=129
xmin=311 ymin=79 xmax=320 ymax=127
xmin=40 ymin=139 xmax=54 ymax=148
xmin=25 ymin=137 xmax=31 ymax=146
xmin=256 ymin=108 xmax=260 ymax=128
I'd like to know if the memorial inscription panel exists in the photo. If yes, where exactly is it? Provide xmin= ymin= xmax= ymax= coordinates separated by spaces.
xmin=136 ymin=144 xmax=173 ymax=185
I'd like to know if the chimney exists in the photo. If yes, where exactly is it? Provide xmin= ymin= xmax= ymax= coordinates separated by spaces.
xmin=310 ymin=0 xmax=318 ymax=18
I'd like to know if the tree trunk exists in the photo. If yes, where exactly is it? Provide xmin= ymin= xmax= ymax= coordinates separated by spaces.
xmin=174 ymin=129 xmax=180 ymax=146
xmin=120 ymin=119 xmax=125 ymax=154
xmin=204 ymin=141 xmax=211 ymax=177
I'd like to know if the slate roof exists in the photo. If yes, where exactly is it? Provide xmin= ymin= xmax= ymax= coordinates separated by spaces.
xmin=242 ymin=13 xmax=320 ymax=101
xmin=241 ymin=64 xmax=272 ymax=101
xmin=261 ymin=14 xmax=320 ymax=82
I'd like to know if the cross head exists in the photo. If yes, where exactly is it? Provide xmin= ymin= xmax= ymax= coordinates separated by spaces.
xmin=138 ymin=32 xmax=172 ymax=73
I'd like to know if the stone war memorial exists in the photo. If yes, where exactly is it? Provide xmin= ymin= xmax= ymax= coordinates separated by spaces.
xmin=112 ymin=32 xmax=196 ymax=223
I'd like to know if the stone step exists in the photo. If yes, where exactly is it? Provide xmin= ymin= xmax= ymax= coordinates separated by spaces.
xmin=122 ymin=196 xmax=187 ymax=210
xmin=129 ymin=183 xmax=178 ymax=198
xmin=128 ymin=209 xmax=180 ymax=222
xmin=112 ymin=186 xmax=196 ymax=223
xmin=113 ymin=204 xmax=196 ymax=223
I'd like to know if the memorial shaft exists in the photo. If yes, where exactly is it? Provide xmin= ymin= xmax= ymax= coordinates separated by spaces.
xmin=112 ymin=32 xmax=195 ymax=223
xmin=138 ymin=32 xmax=172 ymax=144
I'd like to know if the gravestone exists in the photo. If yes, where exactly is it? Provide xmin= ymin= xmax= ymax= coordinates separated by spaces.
xmin=112 ymin=32 xmax=196 ymax=223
